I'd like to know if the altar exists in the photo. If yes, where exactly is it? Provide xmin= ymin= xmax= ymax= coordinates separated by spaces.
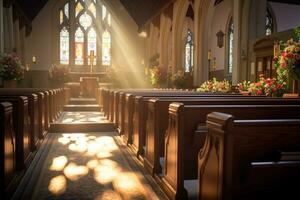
xmin=80 ymin=77 xmax=99 ymax=97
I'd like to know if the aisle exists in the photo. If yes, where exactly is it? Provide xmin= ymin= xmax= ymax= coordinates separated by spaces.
xmin=30 ymin=131 xmax=164 ymax=200
xmin=12 ymin=95 xmax=168 ymax=200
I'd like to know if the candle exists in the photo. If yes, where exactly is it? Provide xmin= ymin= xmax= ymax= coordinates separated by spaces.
xmin=208 ymin=50 xmax=212 ymax=60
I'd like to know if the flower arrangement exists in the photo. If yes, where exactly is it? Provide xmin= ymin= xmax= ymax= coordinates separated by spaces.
xmin=171 ymin=70 xmax=188 ymax=89
xmin=247 ymin=75 xmax=286 ymax=97
xmin=0 ymin=53 xmax=25 ymax=81
xmin=48 ymin=64 xmax=69 ymax=84
xmin=197 ymin=78 xmax=231 ymax=93
xmin=236 ymin=80 xmax=251 ymax=93
xmin=274 ymin=28 xmax=300 ymax=83
xmin=149 ymin=66 xmax=169 ymax=88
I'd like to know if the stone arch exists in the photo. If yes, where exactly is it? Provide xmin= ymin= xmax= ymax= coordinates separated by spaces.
xmin=194 ymin=0 xmax=215 ymax=85
xmin=172 ymin=0 xmax=194 ymax=74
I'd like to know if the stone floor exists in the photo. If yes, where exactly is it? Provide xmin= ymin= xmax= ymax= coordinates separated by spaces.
xmin=30 ymin=132 xmax=166 ymax=200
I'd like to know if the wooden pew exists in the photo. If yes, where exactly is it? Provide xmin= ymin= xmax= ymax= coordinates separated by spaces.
xmin=199 ymin=112 xmax=300 ymax=200
xmin=0 ymin=96 xmax=32 ymax=170
xmin=0 ymin=91 xmax=40 ymax=151
xmin=1 ymin=102 xmax=17 ymax=199
xmin=0 ymin=89 xmax=48 ymax=139
xmin=162 ymin=103 xmax=300 ymax=200
xmin=119 ymin=91 xmax=241 ymax=142
xmin=144 ymin=98 xmax=300 ymax=177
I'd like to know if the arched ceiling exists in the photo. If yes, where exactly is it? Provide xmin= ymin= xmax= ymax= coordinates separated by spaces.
xmin=10 ymin=0 xmax=300 ymax=27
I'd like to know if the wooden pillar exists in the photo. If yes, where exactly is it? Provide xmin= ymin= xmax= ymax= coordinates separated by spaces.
xmin=0 ymin=0 xmax=3 ymax=53
xmin=13 ymin=19 xmax=20 ymax=53
xmin=69 ymin=0 xmax=75 ymax=66
xmin=232 ymin=0 xmax=242 ymax=85
xmin=3 ymin=6 xmax=14 ymax=53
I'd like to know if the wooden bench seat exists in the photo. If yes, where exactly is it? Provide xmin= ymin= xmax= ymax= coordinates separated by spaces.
xmin=0 ymin=89 xmax=48 ymax=140
xmin=120 ymin=92 xmax=241 ymax=141
xmin=0 ymin=96 xmax=32 ymax=170
xmin=1 ymin=102 xmax=17 ymax=199
xmin=199 ymin=112 xmax=300 ymax=199
xmin=144 ymin=97 xmax=300 ymax=177
xmin=162 ymin=103 xmax=300 ymax=200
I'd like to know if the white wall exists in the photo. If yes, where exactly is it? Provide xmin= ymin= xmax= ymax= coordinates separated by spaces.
xmin=25 ymin=0 xmax=54 ymax=70
xmin=208 ymin=0 xmax=231 ymax=71
xmin=270 ymin=2 xmax=300 ymax=32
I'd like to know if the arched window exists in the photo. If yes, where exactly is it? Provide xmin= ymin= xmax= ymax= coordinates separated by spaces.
xmin=266 ymin=7 xmax=274 ymax=36
xmin=228 ymin=18 xmax=234 ymax=74
xmin=59 ymin=3 xmax=70 ymax=65
xmin=185 ymin=29 xmax=194 ymax=73
xmin=102 ymin=30 xmax=111 ymax=66
xmin=59 ymin=0 xmax=112 ymax=66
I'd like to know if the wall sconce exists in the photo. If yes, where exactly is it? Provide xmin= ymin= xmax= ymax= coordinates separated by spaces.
xmin=216 ymin=30 xmax=225 ymax=48
xmin=32 ymin=56 xmax=36 ymax=64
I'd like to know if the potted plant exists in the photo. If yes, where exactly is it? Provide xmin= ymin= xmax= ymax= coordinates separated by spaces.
xmin=171 ymin=70 xmax=188 ymax=89
xmin=247 ymin=75 xmax=286 ymax=97
xmin=149 ymin=66 xmax=168 ymax=88
xmin=197 ymin=78 xmax=231 ymax=93
xmin=274 ymin=28 xmax=300 ymax=96
xmin=48 ymin=64 xmax=69 ymax=88
xmin=236 ymin=80 xmax=251 ymax=95
xmin=0 ymin=53 xmax=25 ymax=87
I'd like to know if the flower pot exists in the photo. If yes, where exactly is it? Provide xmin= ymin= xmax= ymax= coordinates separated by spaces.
xmin=3 ymin=80 xmax=17 ymax=88
xmin=283 ymin=80 xmax=299 ymax=98
xmin=240 ymin=91 xmax=250 ymax=96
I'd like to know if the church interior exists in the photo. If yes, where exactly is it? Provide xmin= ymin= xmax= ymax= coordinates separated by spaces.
xmin=1 ymin=0 xmax=300 ymax=199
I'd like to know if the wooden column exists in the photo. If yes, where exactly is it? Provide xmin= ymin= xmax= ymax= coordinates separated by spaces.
xmin=69 ymin=0 xmax=75 ymax=66
xmin=0 ymin=0 xmax=3 ymax=53
xmin=13 ymin=19 xmax=20 ymax=53
xmin=3 ymin=5 xmax=13 ymax=53
xmin=232 ymin=0 xmax=242 ymax=85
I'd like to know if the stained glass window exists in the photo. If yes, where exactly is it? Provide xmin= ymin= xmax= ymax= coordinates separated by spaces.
xmin=88 ymin=28 xmax=97 ymax=65
xmin=64 ymin=3 xmax=69 ymax=19
xmin=102 ymin=5 xmax=107 ymax=20
xmin=266 ymin=7 xmax=274 ymax=36
xmin=185 ymin=29 xmax=193 ymax=73
xmin=60 ymin=10 xmax=63 ymax=24
xmin=102 ymin=30 xmax=111 ymax=66
xmin=59 ymin=0 xmax=112 ymax=66
xmin=79 ymin=12 xmax=92 ymax=30
xmin=89 ymin=3 xmax=96 ymax=17
xmin=75 ymin=2 xmax=84 ymax=17
xmin=75 ymin=28 xmax=84 ymax=65
xmin=228 ymin=18 xmax=234 ymax=74
xmin=108 ymin=13 xmax=111 ymax=26
xmin=60 ymin=27 xmax=69 ymax=65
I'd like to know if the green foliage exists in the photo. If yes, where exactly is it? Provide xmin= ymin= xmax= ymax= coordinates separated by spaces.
xmin=0 ymin=53 xmax=25 ymax=81
xmin=48 ymin=64 xmax=70 ymax=84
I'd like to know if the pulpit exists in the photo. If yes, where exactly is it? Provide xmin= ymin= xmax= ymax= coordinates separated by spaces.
xmin=80 ymin=77 xmax=99 ymax=97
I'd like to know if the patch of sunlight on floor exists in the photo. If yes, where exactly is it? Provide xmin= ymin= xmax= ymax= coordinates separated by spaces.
xmin=113 ymin=172 xmax=146 ymax=197
xmin=60 ymin=112 xmax=108 ymax=123
xmin=94 ymin=164 xmax=121 ymax=185
xmin=48 ymin=175 xmax=67 ymax=195
xmin=63 ymin=163 xmax=89 ymax=181
xmin=94 ymin=190 xmax=122 ymax=200
xmin=49 ymin=156 xmax=68 ymax=171
xmin=42 ymin=133 xmax=160 ymax=199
